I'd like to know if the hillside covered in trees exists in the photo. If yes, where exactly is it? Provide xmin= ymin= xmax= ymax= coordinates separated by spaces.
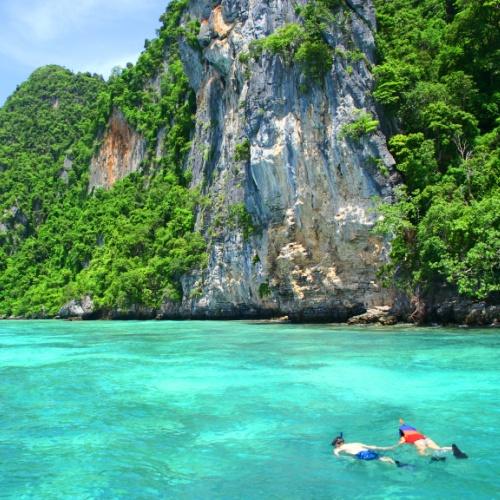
xmin=0 ymin=0 xmax=498 ymax=322
xmin=373 ymin=0 xmax=499 ymax=318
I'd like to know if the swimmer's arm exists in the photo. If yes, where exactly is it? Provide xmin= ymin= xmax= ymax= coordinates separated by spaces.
xmin=363 ymin=444 xmax=398 ymax=451
xmin=333 ymin=447 xmax=342 ymax=457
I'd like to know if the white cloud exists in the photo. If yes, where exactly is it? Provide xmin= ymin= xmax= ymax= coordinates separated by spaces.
xmin=0 ymin=0 xmax=163 ymax=73
xmin=3 ymin=0 xmax=161 ymax=42
xmin=5 ymin=0 xmax=99 ymax=42
xmin=0 ymin=0 xmax=166 ymax=103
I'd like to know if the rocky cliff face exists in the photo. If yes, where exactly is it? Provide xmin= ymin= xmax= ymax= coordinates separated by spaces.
xmin=179 ymin=0 xmax=397 ymax=320
xmin=88 ymin=0 xmax=399 ymax=321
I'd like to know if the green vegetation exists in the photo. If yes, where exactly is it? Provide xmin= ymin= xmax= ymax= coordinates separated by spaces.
xmin=295 ymin=40 xmax=333 ymax=80
xmin=238 ymin=52 xmax=250 ymax=65
xmin=0 ymin=0 xmax=207 ymax=317
xmin=0 ymin=66 xmax=105 ymax=253
xmin=340 ymin=110 xmax=379 ymax=140
xmin=228 ymin=203 xmax=256 ymax=240
xmin=250 ymin=0 xmax=346 ymax=81
xmin=104 ymin=0 xmax=194 ymax=154
xmin=181 ymin=18 xmax=201 ymax=50
xmin=373 ymin=0 xmax=500 ymax=301
xmin=250 ymin=24 xmax=305 ymax=64
xmin=234 ymin=139 xmax=251 ymax=162
xmin=258 ymin=281 xmax=271 ymax=299
xmin=345 ymin=50 xmax=366 ymax=63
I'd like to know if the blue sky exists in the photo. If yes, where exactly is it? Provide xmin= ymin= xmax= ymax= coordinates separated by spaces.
xmin=0 ymin=0 xmax=169 ymax=105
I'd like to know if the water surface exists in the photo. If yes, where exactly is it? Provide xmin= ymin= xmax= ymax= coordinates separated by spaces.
xmin=0 ymin=321 xmax=498 ymax=498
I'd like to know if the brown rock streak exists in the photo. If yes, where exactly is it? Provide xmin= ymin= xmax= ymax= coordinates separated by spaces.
xmin=212 ymin=5 xmax=233 ymax=38
xmin=88 ymin=108 xmax=145 ymax=191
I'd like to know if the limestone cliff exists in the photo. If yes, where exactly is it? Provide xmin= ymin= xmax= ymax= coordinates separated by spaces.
xmin=176 ymin=0 xmax=397 ymax=320
xmin=87 ymin=0 xmax=399 ymax=321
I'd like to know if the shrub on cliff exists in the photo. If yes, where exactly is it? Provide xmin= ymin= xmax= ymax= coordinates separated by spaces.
xmin=249 ymin=0 xmax=343 ymax=82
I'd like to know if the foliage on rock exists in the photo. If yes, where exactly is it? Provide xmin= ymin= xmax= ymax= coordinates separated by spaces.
xmin=249 ymin=0 xmax=347 ymax=81
xmin=340 ymin=110 xmax=379 ymax=140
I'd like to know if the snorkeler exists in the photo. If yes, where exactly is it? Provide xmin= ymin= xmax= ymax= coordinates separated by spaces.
xmin=332 ymin=433 xmax=406 ymax=467
xmin=397 ymin=419 xmax=468 ymax=459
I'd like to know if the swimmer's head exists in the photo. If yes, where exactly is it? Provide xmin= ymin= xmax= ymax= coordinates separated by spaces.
xmin=332 ymin=433 xmax=344 ymax=447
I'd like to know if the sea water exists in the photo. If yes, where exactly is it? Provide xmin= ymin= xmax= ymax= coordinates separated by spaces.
xmin=0 ymin=320 xmax=498 ymax=499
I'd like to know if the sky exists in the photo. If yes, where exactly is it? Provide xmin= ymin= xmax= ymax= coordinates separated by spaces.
xmin=0 ymin=0 xmax=169 ymax=105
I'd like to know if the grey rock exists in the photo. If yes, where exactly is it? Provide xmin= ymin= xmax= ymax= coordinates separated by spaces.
xmin=58 ymin=156 xmax=73 ymax=184
xmin=179 ymin=40 xmax=204 ymax=92
xmin=347 ymin=306 xmax=395 ymax=325
xmin=108 ymin=305 xmax=156 ymax=320
xmin=205 ymin=38 xmax=233 ymax=76
xmin=170 ymin=0 xmax=398 ymax=321
xmin=198 ymin=21 xmax=213 ymax=47
xmin=58 ymin=296 xmax=94 ymax=319
xmin=9 ymin=205 xmax=28 ymax=226
xmin=427 ymin=294 xmax=499 ymax=326
xmin=221 ymin=0 xmax=247 ymax=23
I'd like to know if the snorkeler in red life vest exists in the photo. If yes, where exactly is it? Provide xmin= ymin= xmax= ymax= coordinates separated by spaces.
xmin=397 ymin=419 xmax=468 ymax=459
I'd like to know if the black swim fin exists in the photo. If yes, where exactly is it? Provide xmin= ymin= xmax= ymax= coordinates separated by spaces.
xmin=452 ymin=444 xmax=468 ymax=459
xmin=430 ymin=456 xmax=446 ymax=462
xmin=395 ymin=460 xmax=412 ymax=469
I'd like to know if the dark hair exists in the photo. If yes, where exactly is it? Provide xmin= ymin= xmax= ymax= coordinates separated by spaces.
xmin=331 ymin=433 xmax=344 ymax=446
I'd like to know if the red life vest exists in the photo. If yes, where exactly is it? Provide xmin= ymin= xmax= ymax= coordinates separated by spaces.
xmin=399 ymin=423 xmax=426 ymax=443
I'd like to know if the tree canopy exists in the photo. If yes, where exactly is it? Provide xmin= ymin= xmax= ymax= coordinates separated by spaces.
xmin=373 ymin=0 xmax=499 ymax=301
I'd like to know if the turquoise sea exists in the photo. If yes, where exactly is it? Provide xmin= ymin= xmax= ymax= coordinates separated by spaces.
xmin=0 ymin=321 xmax=498 ymax=499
